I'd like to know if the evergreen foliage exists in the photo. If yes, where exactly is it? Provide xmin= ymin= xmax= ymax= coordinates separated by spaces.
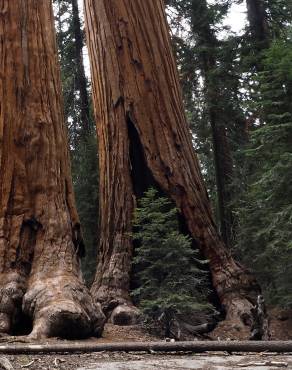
xmin=167 ymin=0 xmax=248 ymax=244
xmin=54 ymin=0 xmax=99 ymax=283
xmin=132 ymin=189 xmax=214 ymax=336
xmin=236 ymin=39 xmax=292 ymax=306
xmin=168 ymin=0 xmax=292 ymax=307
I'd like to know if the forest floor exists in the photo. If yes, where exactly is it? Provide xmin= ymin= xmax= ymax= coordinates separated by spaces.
xmin=2 ymin=350 xmax=291 ymax=370
xmin=0 ymin=308 xmax=291 ymax=370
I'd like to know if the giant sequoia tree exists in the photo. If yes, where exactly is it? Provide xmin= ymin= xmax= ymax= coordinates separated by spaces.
xmin=84 ymin=0 xmax=260 ymax=335
xmin=0 ymin=0 xmax=104 ymax=338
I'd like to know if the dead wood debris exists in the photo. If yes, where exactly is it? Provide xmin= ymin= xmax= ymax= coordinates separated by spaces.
xmin=21 ymin=360 xmax=35 ymax=368
xmin=237 ymin=360 xmax=288 ymax=367
xmin=53 ymin=358 xmax=65 ymax=366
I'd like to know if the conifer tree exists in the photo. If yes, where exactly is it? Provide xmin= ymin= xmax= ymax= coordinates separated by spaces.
xmin=132 ymin=189 xmax=214 ymax=337
xmin=227 ymin=0 xmax=292 ymax=307
xmin=237 ymin=38 xmax=292 ymax=307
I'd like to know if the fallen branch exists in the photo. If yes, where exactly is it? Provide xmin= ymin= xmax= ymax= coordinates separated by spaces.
xmin=0 ymin=341 xmax=291 ymax=354
xmin=237 ymin=361 xmax=288 ymax=367
xmin=21 ymin=360 xmax=35 ymax=368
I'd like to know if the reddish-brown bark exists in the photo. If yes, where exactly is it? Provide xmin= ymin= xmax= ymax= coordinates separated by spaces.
xmin=84 ymin=0 xmax=260 ymax=333
xmin=0 ymin=0 xmax=105 ymax=338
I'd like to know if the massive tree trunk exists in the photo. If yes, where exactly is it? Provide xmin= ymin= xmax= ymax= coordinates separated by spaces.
xmin=0 ymin=0 xmax=105 ymax=338
xmin=84 ymin=0 xmax=260 ymax=334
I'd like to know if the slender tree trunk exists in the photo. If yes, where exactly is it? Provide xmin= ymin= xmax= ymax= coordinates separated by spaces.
xmin=195 ymin=16 xmax=235 ymax=246
xmin=84 ymin=0 xmax=260 ymax=334
xmin=72 ymin=0 xmax=91 ymax=134
xmin=209 ymin=111 xmax=234 ymax=246
xmin=246 ymin=0 xmax=270 ymax=47
xmin=0 ymin=0 xmax=104 ymax=338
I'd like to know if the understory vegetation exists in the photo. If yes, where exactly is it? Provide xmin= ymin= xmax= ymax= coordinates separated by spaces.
xmin=131 ymin=189 xmax=215 ymax=336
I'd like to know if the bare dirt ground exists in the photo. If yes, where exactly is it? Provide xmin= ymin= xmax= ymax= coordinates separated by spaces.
xmin=268 ymin=308 xmax=292 ymax=341
xmin=210 ymin=308 xmax=292 ymax=341
xmin=97 ymin=323 xmax=158 ymax=343
xmin=0 ymin=308 xmax=291 ymax=370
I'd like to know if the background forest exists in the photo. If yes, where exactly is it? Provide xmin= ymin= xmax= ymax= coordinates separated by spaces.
xmin=53 ymin=0 xmax=292 ymax=310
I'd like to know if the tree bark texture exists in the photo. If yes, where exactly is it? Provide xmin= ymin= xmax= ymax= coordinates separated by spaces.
xmin=72 ymin=0 xmax=92 ymax=134
xmin=209 ymin=116 xmax=234 ymax=246
xmin=84 ymin=0 xmax=260 ymax=332
xmin=246 ymin=0 xmax=269 ymax=48
xmin=0 ymin=341 xmax=291 ymax=354
xmin=0 ymin=0 xmax=105 ymax=338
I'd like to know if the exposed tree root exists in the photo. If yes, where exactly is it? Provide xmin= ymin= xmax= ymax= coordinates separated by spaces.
xmin=23 ymin=275 xmax=105 ymax=339
xmin=109 ymin=304 xmax=140 ymax=326
xmin=0 ymin=272 xmax=27 ymax=334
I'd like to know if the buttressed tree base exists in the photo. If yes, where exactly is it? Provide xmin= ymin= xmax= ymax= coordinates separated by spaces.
xmin=0 ymin=0 xmax=105 ymax=338
xmin=85 ymin=0 xmax=260 ymax=336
